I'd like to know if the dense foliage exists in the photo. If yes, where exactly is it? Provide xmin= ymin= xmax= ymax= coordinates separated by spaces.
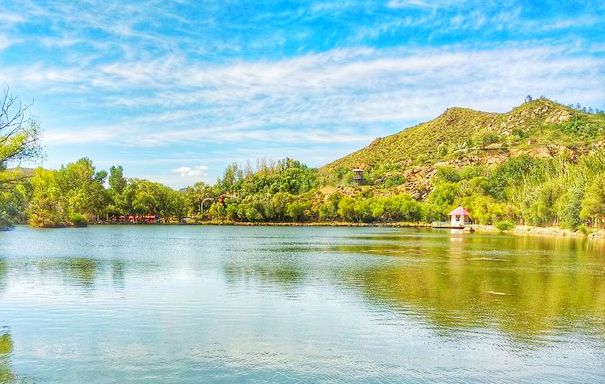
xmin=421 ymin=152 xmax=600 ymax=228
xmin=23 ymin=159 xmax=187 ymax=227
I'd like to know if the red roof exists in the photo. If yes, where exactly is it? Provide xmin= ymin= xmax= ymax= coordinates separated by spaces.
xmin=449 ymin=206 xmax=470 ymax=216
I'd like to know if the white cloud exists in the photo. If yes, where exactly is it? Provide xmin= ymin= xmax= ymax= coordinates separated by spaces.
xmin=172 ymin=164 xmax=208 ymax=177
xmin=0 ymin=33 xmax=12 ymax=51
xmin=168 ymin=164 xmax=209 ymax=185
xmin=387 ymin=0 xmax=432 ymax=9
xmin=0 ymin=12 xmax=25 ymax=25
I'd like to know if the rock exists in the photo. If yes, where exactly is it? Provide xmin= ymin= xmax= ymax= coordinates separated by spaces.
xmin=484 ymin=143 xmax=502 ymax=150
xmin=545 ymin=110 xmax=572 ymax=124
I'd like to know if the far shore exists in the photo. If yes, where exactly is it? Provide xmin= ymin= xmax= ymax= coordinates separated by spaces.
xmin=21 ymin=221 xmax=605 ymax=240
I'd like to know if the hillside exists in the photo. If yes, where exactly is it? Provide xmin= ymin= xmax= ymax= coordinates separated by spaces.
xmin=322 ymin=99 xmax=605 ymax=197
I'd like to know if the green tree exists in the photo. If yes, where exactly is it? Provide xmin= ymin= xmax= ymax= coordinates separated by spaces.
xmin=581 ymin=174 xmax=605 ymax=227
xmin=28 ymin=168 xmax=66 ymax=227
xmin=428 ymin=182 xmax=460 ymax=213
xmin=108 ymin=165 xmax=127 ymax=194
xmin=183 ymin=181 xmax=212 ymax=216
xmin=0 ymin=181 xmax=31 ymax=227
xmin=56 ymin=157 xmax=108 ymax=222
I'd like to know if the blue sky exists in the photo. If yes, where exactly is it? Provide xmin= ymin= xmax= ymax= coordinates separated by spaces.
xmin=1 ymin=0 xmax=604 ymax=187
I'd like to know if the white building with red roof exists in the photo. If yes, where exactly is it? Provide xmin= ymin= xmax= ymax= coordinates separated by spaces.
xmin=448 ymin=206 xmax=472 ymax=227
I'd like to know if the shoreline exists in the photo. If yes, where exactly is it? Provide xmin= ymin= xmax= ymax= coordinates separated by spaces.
xmin=24 ymin=221 xmax=605 ymax=240
xmin=202 ymin=222 xmax=605 ymax=239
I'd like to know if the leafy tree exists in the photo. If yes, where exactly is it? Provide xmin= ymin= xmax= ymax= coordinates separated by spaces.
xmin=435 ymin=166 xmax=461 ymax=183
xmin=581 ymin=174 xmax=605 ymax=227
xmin=318 ymin=193 xmax=342 ymax=221
xmin=487 ymin=155 xmax=547 ymax=201
xmin=183 ymin=181 xmax=212 ymax=216
xmin=56 ymin=158 xmax=108 ymax=222
xmin=557 ymin=186 xmax=584 ymax=230
xmin=0 ymin=181 xmax=31 ymax=227
xmin=108 ymin=165 xmax=127 ymax=194
xmin=28 ymin=168 xmax=66 ymax=227
xmin=428 ymin=182 xmax=460 ymax=213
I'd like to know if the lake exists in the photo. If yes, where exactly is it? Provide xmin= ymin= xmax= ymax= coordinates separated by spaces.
xmin=1 ymin=225 xmax=604 ymax=383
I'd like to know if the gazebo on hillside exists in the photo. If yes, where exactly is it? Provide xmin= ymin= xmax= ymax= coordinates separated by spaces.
xmin=448 ymin=206 xmax=472 ymax=227
xmin=352 ymin=168 xmax=365 ymax=185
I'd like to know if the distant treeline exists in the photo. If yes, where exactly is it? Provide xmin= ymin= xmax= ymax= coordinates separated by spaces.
xmin=2 ymin=152 xmax=605 ymax=230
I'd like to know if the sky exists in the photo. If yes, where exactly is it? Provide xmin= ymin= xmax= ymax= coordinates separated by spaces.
xmin=0 ymin=0 xmax=604 ymax=187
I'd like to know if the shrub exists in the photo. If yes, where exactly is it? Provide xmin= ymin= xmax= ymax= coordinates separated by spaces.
xmin=0 ymin=211 xmax=14 ymax=229
xmin=68 ymin=213 xmax=88 ymax=227
xmin=495 ymin=220 xmax=515 ymax=232
xmin=480 ymin=132 xmax=500 ymax=146
xmin=382 ymin=174 xmax=406 ymax=188
xmin=577 ymin=224 xmax=593 ymax=236
xmin=435 ymin=166 xmax=460 ymax=183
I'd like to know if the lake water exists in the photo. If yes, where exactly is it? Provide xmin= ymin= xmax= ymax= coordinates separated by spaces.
xmin=0 ymin=225 xmax=604 ymax=383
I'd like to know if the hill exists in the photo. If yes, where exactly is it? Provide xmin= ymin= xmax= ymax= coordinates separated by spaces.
xmin=321 ymin=98 xmax=605 ymax=197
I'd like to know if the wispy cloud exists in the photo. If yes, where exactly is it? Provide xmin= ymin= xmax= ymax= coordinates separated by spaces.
xmin=30 ymin=43 xmax=605 ymax=152
xmin=386 ymin=0 xmax=433 ymax=9
xmin=0 ymin=33 xmax=12 ymax=51
xmin=0 ymin=11 xmax=25 ymax=25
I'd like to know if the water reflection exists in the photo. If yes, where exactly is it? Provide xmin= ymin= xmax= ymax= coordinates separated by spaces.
xmin=336 ymin=233 xmax=605 ymax=339
xmin=36 ymin=258 xmax=100 ymax=290
xmin=0 ymin=329 xmax=16 ymax=383
xmin=223 ymin=263 xmax=305 ymax=294
xmin=0 ymin=260 xmax=6 ymax=294
xmin=217 ymin=230 xmax=605 ymax=340
xmin=111 ymin=259 xmax=125 ymax=289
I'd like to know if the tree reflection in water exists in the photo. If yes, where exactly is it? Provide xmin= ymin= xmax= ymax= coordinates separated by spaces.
xmin=0 ymin=329 xmax=16 ymax=383
xmin=340 ymin=234 xmax=605 ymax=340
xmin=0 ymin=260 xmax=6 ymax=294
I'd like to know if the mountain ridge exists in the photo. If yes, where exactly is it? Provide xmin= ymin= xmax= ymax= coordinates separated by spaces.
xmin=321 ymin=98 xmax=605 ymax=197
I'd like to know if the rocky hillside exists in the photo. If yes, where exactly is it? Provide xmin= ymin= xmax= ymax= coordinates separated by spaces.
xmin=322 ymin=99 xmax=605 ymax=197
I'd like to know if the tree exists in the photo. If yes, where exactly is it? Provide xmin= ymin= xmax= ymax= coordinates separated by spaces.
xmin=106 ymin=165 xmax=127 ymax=216
xmin=183 ymin=181 xmax=212 ymax=215
xmin=286 ymin=201 xmax=309 ymax=221
xmin=0 ymin=182 xmax=30 ymax=227
xmin=428 ymin=182 xmax=460 ymax=213
xmin=218 ymin=163 xmax=243 ymax=192
xmin=28 ymin=168 xmax=66 ymax=227
xmin=56 ymin=158 xmax=108 ymax=222
xmin=525 ymin=180 xmax=564 ymax=226
xmin=0 ymin=89 xmax=41 ymax=190
xmin=108 ymin=166 xmax=126 ymax=194
xmin=581 ymin=174 xmax=605 ymax=227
